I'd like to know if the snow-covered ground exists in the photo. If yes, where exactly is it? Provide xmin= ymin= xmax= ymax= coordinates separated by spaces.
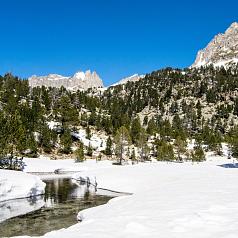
xmin=0 ymin=170 xmax=46 ymax=221
xmin=0 ymin=170 xmax=45 ymax=202
xmin=23 ymin=157 xmax=112 ymax=174
xmin=14 ymin=154 xmax=238 ymax=238
xmin=0 ymin=195 xmax=44 ymax=223
xmin=72 ymin=129 xmax=106 ymax=151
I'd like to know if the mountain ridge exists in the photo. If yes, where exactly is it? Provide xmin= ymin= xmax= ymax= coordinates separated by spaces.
xmin=111 ymin=74 xmax=145 ymax=87
xmin=192 ymin=22 xmax=238 ymax=68
xmin=28 ymin=70 xmax=104 ymax=91
xmin=29 ymin=71 xmax=146 ymax=90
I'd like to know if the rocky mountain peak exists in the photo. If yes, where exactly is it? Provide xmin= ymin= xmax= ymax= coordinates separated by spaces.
xmin=226 ymin=22 xmax=238 ymax=33
xmin=192 ymin=22 xmax=238 ymax=68
xmin=29 ymin=70 xmax=104 ymax=91
xmin=73 ymin=71 xmax=86 ymax=80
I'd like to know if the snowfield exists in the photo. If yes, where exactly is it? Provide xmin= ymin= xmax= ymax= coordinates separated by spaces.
xmin=23 ymin=157 xmax=113 ymax=178
xmin=15 ymin=155 xmax=238 ymax=238
xmin=0 ymin=170 xmax=45 ymax=202
xmin=0 ymin=170 xmax=46 ymax=221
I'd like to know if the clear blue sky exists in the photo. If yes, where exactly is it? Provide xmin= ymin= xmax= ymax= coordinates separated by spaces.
xmin=0 ymin=0 xmax=237 ymax=85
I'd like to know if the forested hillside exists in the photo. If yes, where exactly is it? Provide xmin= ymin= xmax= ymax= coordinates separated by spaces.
xmin=1 ymin=65 xmax=238 ymax=163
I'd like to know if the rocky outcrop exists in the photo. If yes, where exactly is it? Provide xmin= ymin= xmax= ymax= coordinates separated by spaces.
xmin=192 ymin=22 xmax=238 ymax=68
xmin=29 ymin=70 xmax=104 ymax=91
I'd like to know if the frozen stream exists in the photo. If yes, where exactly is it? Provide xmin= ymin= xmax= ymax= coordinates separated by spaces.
xmin=0 ymin=178 xmax=113 ymax=237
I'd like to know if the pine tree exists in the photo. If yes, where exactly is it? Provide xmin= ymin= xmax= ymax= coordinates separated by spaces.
xmin=130 ymin=117 xmax=141 ymax=144
xmin=143 ymin=116 xmax=148 ymax=126
xmin=138 ymin=128 xmax=149 ymax=161
xmin=16 ymin=125 xmax=27 ymax=154
xmin=86 ymin=126 xmax=91 ymax=140
xmin=174 ymin=136 xmax=187 ymax=162
xmin=115 ymin=126 xmax=131 ymax=164
xmin=27 ymin=133 xmax=38 ymax=157
xmin=228 ymin=126 xmax=238 ymax=158
xmin=75 ymin=143 xmax=85 ymax=162
xmin=105 ymin=136 xmax=112 ymax=156
xmin=192 ymin=145 xmax=206 ymax=162
xmin=196 ymin=100 xmax=202 ymax=119
xmin=157 ymin=140 xmax=175 ymax=161
xmin=131 ymin=147 xmax=137 ymax=164
xmin=87 ymin=143 xmax=93 ymax=156
xmin=60 ymin=128 xmax=72 ymax=154
xmin=147 ymin=117 xmax=157 ymax=135
xmin=40 ymin=124 xmax=52 ymax=153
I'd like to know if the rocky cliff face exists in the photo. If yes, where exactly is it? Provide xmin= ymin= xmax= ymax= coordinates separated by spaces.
xmin=192 ymin=22 xmax=238 ymax=68
xmin=28 ymin=70 xmax=104 ymax=91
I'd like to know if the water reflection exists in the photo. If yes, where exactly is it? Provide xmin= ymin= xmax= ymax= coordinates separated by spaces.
xmin=0 ymin=178 xmax=112 ymax=237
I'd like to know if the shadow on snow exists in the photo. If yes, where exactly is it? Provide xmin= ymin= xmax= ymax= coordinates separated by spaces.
xmin=217 ymin=163 xmax=238 ymax=168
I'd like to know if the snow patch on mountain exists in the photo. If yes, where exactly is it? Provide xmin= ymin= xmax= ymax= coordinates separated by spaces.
xmin=72 ymin=129 xmax=106 ymax=151
xmin=112 ymin=74 xmax=145 ymax=86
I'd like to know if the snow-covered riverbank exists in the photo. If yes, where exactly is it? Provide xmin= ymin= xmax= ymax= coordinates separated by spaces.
xmin=0 ymin=170 xmax=45 ymax=202
xmin=0 ymin=170 xmax=46 ymax=222
xmin=14 ymin=155 xmax=238 ymax=238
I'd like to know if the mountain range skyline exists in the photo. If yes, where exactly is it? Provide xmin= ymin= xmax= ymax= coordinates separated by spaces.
xmin=0 ymin=0 xmax=237 ymax=86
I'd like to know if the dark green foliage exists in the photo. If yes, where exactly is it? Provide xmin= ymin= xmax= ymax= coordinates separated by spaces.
xmin=143 ymin=116 xmax=148 ymax=126
xmin=105 ymin=136 xmax=113 ymax=156
xmin=39 ymin=125 xmax=54 ymax=153
xmin=115 ymin=126 xmax=131 ymax=164
xmin=174 ymin=136 xmax=187 ymax=161
xmin=196 ymin=100 xmax=202 ymax=119
xmin=130 ymin=117 xmax=142 ymax=144
xmin=138 ymin=128 xmax=149 ymax=161
xmin=206 ymin=89 xmax=217 ymax=103
xmin=227 ymin=126 xmax=238 ymax=158
xmin=156 ymin=140 xmax=175 ymax=161
xmin=60 ymin=128 xmax=72 ymax=154
xmin=131 ymin=147 xmax=137 ymax=163
xmin=234 ymin=98 xmax=238 ymax=116
xmin=87 ymin=143 xmax=93 ymax=156
xmin=191 ymin=145 xmax=206 ymax=162
xmin=146 ymin=117 xmax=157 ymax=135
xmin=86 ymin=126 xmax=91 ymax=140
xmin=75 ymin=143 xmax=85 ymax=162
xmin=1 ymin=66 xmax=238 ymax=161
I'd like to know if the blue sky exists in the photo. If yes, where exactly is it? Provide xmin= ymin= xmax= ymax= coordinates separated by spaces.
xmin=0 ymin=0 xmax=237 ymax=85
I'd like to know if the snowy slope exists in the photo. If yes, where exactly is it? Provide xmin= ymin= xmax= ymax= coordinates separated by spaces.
xmin=111 ymin=74 xmax=145 ymax=87
xmin=17 ymin=156 xmax=238 ymax=238
xmin=72 ymin=129 xmax=106 ymax=151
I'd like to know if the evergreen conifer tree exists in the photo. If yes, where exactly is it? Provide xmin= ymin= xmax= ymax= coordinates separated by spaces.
xmin=115 ymin=126 xmax=131 ymax=164
xmin=75 ymin=143 xmax=85 ymax=162
xmin=60 ymin=128 xmax=72 ymax=154
xmin=105 ymin=136 xmax=112 ymax=156
xmin=131 ymin=117 xmax=141 ymax=144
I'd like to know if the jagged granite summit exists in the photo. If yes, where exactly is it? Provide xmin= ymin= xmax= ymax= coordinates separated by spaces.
xmin=29 ymin=70 xmax=104 ymax=91
xmin=192 ymin=22 xmax=238 ymax=68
